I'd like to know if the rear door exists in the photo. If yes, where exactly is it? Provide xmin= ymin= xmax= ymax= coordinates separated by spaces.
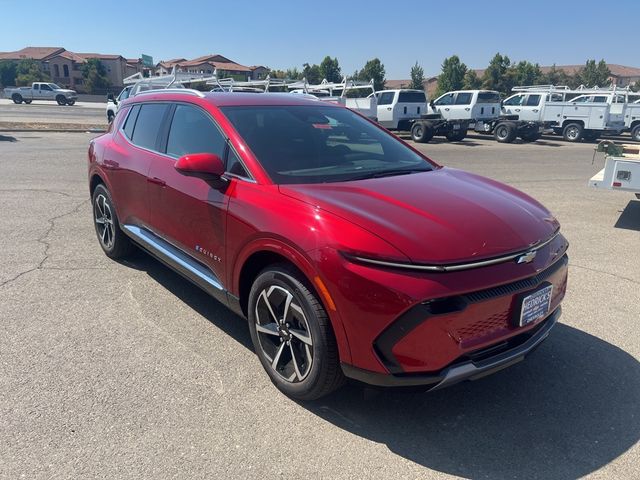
xmin=147 ymin=103 xmax=234 ymax=284
xmin=396 ymin=90 xmax=426 ymax=118
xmin=32 ymin=84 xmax=41 ymax=100
xmin=518 ymin=94 xmax=543 ymax=121
xmin=376 ymin=91 xmax=397 ymax=128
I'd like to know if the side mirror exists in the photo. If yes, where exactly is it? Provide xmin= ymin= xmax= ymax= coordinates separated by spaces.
xmin=175 ymin=153 xmax=226 ymax=182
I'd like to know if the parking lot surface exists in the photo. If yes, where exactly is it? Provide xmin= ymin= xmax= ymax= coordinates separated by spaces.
xmin=0 ymin=132 xmax=638 ymax=479
xmin=0 ymin=99 xmax=105 ymax=125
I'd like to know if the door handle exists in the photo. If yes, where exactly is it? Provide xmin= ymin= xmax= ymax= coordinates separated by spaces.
xmin=444 ymin=108 xmax=450 ymax=111
xmin=387 ymin=107 xmax=392 ymax=110
xmin=147 ymin=177 xmax=166 ymax=186
xmin=515 ymin=109 xmax=520 ymax=112
xmin=465 ymin=107 xmax=470 ymax=111
xmin=533 ymin=109 xmax=539 ymax=112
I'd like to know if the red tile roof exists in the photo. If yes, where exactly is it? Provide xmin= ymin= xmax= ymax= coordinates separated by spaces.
xmin=76 ymin=53 xmax=124 ymax=60
xmin=0 ymin=46 xmax=65 ymax=60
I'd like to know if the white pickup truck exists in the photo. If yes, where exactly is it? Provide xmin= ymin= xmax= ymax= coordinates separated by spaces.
xmin=506 ymin=87 xmax=627 ymax=142
xmin=3 ymin=82 xmax=78 ymax=105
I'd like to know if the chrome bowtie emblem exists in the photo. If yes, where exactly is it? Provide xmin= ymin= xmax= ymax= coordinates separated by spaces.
xmin=516 ymin=251 xmax=537 ymax=264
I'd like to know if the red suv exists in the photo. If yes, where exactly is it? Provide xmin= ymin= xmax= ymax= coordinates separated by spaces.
xmin=88 ymin=90 xmax=568 ymax=400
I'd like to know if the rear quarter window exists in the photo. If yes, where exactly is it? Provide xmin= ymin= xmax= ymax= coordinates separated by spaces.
xmin=455 ymin=92 xmax=472 ymax=105
xmin=122 ymin=104 xmax=140 ymax=140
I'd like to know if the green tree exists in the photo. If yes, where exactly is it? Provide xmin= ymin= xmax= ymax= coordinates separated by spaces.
xmin=82 ymin=58 xmax=110 ymax=93
xmin=355 ymin=58 xmax=386 ymax=91
xmin=410 ymin=61 xmax=425 ymax=90
xmin=302 ymin=63 xmax=322 ymax=84
xmin=463 ymin=69 xmax=482 ymax=89
xmin=507 ymin=61 xmax=543 ymax=89
xmin=482 ymin=53 xmax=511 ymax=93
xmin=540 ymin=64 xmax=573 ymax=87
xmin=0 ymin=61 xmax=17 ymax=88
xmin=319 ymin=56 xmax=341 ymax=82
xmin=435 ymin=55 xmax=467 ymax=96
xmin=577 ymin=59 xmax=611 ymax=87
xmin=15 ymin=58 xmax=50 ymax=86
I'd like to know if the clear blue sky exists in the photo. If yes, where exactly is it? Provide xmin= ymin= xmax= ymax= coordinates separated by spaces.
xmin=0 ymin=0 xmax=638 ymax=78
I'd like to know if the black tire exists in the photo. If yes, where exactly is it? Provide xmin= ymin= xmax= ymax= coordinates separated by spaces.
xmin=92 ymin=184 xmax=135 ymax=259
xmin=520 ymin=131 xmax=542 ymax=142
xmin=248 ymin=265 xmax=345 ymax=400
xmin=23 ymin=99 xmax=32 ymax=105
xmin=411 ymin=121 xmax=434 ymax=143
xmin=631 ymin=125 xmax=640 ymax=142
xmin=494 ymin=122 xmax=517 ymax=143
xmin=445 ymin=130 xmax=466 ymax=142
xmin=66 ymin=99 xmax=76 ymax=106
xmin=107 ymin=111 xmax=115 ymax=123
xmin=56 ymin=95 xmax=67 ymax=106
xmin=12 ymin=94 xmax=23 ymax=104
xmin=562 ymin=123 xmax=583 ymax=142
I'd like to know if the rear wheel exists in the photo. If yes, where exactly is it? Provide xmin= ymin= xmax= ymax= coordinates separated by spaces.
xmin=562 ymin=123 xmax=583 ymax=142
xmin=494 ymin=122 xmax=516 ymax=143
xmin=411 ymin=121 xmax=434 ymax=143
xmin=12 ymin=94 xmax=23 ymax=104
xmin=56 ymin=95 xmax=67 ymax=106
xmin=92 ymin=184 xmax=135 ymax=259
xmin=631 ymin=125 xmax=640 ymax=142
xmin=248 ymin=265 xmax=344 ymax=400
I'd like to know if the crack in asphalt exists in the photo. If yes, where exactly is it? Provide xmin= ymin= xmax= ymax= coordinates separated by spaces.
xmin=0 ymin=198 xmax=90 ymax=289
xmin=0 ymin=188 xmax=81 ymax=199
xmin=569 ymin=262 xmax=640 ymax=286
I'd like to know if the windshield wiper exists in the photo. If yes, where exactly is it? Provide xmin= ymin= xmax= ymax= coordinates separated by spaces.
xmin=348 ymin=168 xmax=430 ymax=181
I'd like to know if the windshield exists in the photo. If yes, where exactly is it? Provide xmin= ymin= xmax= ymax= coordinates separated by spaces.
xmin=221 ymin=105 xmax=433 ymax=184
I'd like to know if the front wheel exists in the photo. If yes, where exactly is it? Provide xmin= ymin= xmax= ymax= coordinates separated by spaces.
xmin=411 ymin=121 xmax=434 ymax=143
xmin=107 ymin=111 xmax=115 ymax=123
xmin=248 ymin=265 xmax=344 ymax=400
xmin=56 ymin=96 xmax=67 ymax=106
xmin=631 ymin=125 xmax=640 ymax=142
xmin=562 ymin=123 xmax=583 ymax=142
xmin=92 ymin=184 xmax=135 ymax=259
xmin=494 ymin=122 xmax=516 ymax=143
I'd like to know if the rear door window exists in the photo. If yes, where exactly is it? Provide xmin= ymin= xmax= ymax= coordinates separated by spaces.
xmin=131 ymin=103 xmax=169 ymax=151
xmin=166 ymin=104 xmax=226 ymax=158
xmin=455 ymin=92 xmax=472 ymax=105
xmin=378 ymin=92 xmax=395 ymax=105
xmin=525 ymin=94 xmax=541 ymax=106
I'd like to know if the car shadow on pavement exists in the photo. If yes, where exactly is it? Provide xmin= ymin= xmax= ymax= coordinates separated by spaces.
xmin=0 ymin=134 xmax=18 ymax=142
xmin=305 ymin=324 xmax=640 ymax=479
xmin=614 ymin=200 xmax=640 ymax=231
xmin=118 ymin=250 xmax=254 ymax=351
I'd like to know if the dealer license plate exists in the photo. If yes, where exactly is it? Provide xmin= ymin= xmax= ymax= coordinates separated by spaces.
xmin=519 ymin=285 xmax=553 ymax=327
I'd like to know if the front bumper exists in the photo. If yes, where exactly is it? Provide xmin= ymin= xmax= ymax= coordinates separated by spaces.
xmin=342 ymin=306 xmax=560 ymax=389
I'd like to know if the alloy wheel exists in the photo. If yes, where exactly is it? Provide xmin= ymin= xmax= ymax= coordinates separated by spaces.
xmin=566 ymin=126 xmax=579 ymax=140
xmin=94 ymin=194 xmax=115 ymax=249
xmin=254 ymin=285 xmax=313 ymax=383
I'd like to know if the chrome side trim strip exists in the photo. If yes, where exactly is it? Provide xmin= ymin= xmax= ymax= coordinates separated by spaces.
xmin=350 ymin=231 xmax=562 ymax=273
xmin=122 ymin=225 xmax=223 ymax=293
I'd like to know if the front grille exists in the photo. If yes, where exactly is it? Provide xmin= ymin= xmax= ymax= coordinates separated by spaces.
xmin=463 ymin=255 xmax=568 ymax=304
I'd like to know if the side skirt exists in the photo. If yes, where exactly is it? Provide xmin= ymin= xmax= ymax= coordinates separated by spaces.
xmin=122 ymin=224 xmax=228 ymax=306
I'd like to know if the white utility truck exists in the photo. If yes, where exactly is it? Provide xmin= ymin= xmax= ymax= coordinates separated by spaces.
xmin=430 ymin=89 xmax=544 ymax=142
xmin=589 ymin=141 xmax=640 ymax=200
xmin=506 ymin=86 xmax=627 ymax=142
xmin=374 ymin=89 xmax=469 ymax=142
xmin=3 ymin=82 xmax=77 ymax=105
xmin=287 ymin=78 xmax=378 ymax=120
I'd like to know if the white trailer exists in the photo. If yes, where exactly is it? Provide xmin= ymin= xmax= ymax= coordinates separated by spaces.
xmin=589 ymin=141 xmax=640 ymax=198
xmin=508 ymin=85 xmax=628 ymax=142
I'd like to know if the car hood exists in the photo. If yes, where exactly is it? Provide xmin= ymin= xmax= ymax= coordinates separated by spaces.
xmin=279 ymin=168 xmax=559 ymax=264
xmin=56 ymin=89 xmax=76 ymax=94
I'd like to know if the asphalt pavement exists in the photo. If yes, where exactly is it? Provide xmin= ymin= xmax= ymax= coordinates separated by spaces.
xmin=0 ymin=132 xmax=638 ymax=479
xmin=0 ymin=99 xmax=106 ymax=124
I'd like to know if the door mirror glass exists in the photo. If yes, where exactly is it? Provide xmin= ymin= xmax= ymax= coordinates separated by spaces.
xmin=175 ymin=153 xmax=225 ymax=180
